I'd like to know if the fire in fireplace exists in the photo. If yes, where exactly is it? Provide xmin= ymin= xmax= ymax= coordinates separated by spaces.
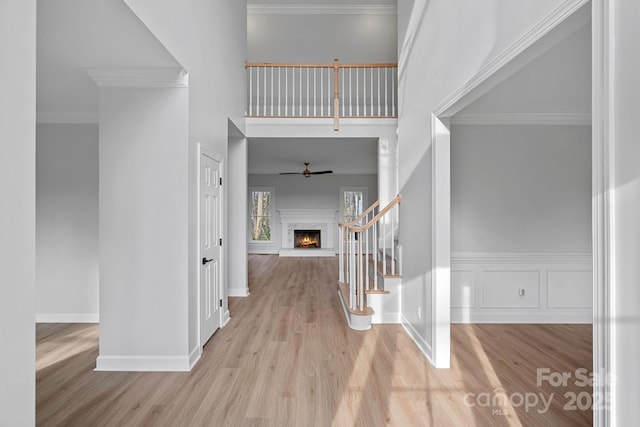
xmin=294 ymin=230 xmax=321 ymax=249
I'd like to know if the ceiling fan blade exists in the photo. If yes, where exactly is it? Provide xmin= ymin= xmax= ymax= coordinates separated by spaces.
xmin=310 ymin=170 xmax=333 ymax=175
xmin=279 ymin=172 xmax=304 ymax=175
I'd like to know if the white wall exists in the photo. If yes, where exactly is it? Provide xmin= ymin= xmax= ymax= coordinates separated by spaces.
xmin=228 ymin=125 xmax=249 ymax=297
xmin=248 ymin=12 xmax=397 ymax=63
xmin=610 ymin=0 xmax=640 ymax=421
xmin=0 ymin=1 xmax=36 ymax=424
xmin=96 ymin=87 xmax=190 ymax=371
xmin=124 ymin=0 xmax=247 ymax=357
xmin=451 ymin=124 xmax=591 ymax=254
xmin=449 ymin=124 xmax=592 ymax=323
xmin=36 ymin=124 xmax=99 ymax=322
xmin=248 ymin=174 xmax=378 ymax=253
xmin=397 ymin=0 xmax=582 ymax=367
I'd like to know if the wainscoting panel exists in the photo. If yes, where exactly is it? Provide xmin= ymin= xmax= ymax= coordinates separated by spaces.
xmin=450 ymin=270 xmax=475 ymax=308
xmin=451 ymin=252 xmax=592 ymax=323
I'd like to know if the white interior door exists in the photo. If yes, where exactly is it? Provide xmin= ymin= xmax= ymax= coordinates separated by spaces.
xmin=200 ymin=151 xmax=222 ymax=346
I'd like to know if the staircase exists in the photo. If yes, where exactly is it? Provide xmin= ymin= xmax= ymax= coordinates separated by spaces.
xmin=337 ymin=195 xmax=402 ymax=330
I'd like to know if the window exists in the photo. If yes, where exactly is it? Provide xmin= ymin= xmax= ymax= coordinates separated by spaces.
xmin=250 ymin=189 xmax=273 ymax=241
xmin=341 ymin=187 xmax=368 ymax=223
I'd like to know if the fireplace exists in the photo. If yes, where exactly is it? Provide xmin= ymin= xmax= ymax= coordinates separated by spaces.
xmin=294 ymin=230 xmax=321 ymax=249
xmin=276 ymin=208 xmax=338 ymax=257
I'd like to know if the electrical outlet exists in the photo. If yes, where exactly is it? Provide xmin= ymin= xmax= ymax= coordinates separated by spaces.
xmin=417 ymin=305 xmax=422 ymax=319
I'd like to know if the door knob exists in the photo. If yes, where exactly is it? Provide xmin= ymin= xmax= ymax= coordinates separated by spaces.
xmin=202 ymin=257 xmax=214 ymax=265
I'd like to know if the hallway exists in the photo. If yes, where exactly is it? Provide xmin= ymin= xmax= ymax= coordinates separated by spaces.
xmin=37 ymin=255 xmax=591 ymax=426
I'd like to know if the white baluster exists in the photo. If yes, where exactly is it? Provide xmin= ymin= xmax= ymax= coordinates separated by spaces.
xmin=347 ymin=68 xmax=351 ymax=117
xmin=382 ymin=219 xmax=387 ymax=275
xmin=358 ymin=232 xmax=363 ymax=310
xmin=349 ymin=231 xmax=356 ymax=311
xmin=299 ymin=67 xmax=303 ymax=116
xmin=391 ymin=205 xmax=396 ymax=276
xmin=373 ymin=220 xmax=378 ymax=291
xmin=341 ymin=68 xmax=345 ymax=117
xmin=270 ymin=66 xmax=274 ymax=116
xmin=277 ymin=67 xmax=281 ymax=116
xmin=356 ymin=68 xmax=359 ymax=117
xmin=313 ymin=67 xmax=317 ymax=117
xmin=392 ymin=68 xmax=396 ymax=116
xmin=370 ymin=67 xmax=374 ymax=116
xmin=284 ymin=68 xmax=288 ymax=116
xmin=320 ymin=68 xmax=323 ymax=117
xmin=362 ymin=68 xmax=366 ymax=116
xmin=339 ymin=226 xmax=344 ymax=282
xmin=263 ymin=66 xmax=266 ymax=116
xmin=306 ymin=67 xmax=309 ymax=117
xmin=377 ymin=68 xmax=381 ymax=116
xmin=365 ymin=226 xmax=369 ymax=292
xmin=248 ymin=67 xmax=253 ymax=116
xmin=385 ymin=68 xmax=388 ymax=117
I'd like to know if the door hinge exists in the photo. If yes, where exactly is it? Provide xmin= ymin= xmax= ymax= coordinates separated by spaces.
xmin=219 ymin=299 xmax=223 ymax=307
xmin=219 ymin=238 xmax=222 ymax=246
xmin=219 ymin=177 xmax=222 ymax=186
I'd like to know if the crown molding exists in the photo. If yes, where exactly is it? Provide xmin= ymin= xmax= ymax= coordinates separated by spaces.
xmin=37 ymin=112 xmax=99 ymax=124
xmin=85 ymin=68 xmax=188 ymax=88
xmin=247 ymin=4 xmax=397 ymax=15
xmin=450 ymin=112 xmax=591 ymax=126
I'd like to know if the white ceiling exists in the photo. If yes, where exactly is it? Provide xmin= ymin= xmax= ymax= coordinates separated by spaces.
xmin=248 ymin=137 xmax=378 ymax=175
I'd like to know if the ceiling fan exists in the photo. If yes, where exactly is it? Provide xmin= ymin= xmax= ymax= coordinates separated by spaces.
xmin=279 ymin=162 xmax=333 ymax=178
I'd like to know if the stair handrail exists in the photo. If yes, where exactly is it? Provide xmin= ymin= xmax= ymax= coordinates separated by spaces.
xmin=346 ymin=194 xmax=401 ymax=233
xmin=339 ymin=194 xmax=401 ymax=315
xmin=338 ymin=199 xmax=380 ymax=228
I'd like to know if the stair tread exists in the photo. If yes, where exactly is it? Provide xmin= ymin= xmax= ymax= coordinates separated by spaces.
xmin=337 ymin=281 xmax=374 ymax=316
xmin=366 ymin=289 xmax=390 ymax=295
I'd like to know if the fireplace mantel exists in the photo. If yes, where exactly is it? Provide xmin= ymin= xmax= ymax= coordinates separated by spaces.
xmin=277 ymin=209 xmax=338 ymax=257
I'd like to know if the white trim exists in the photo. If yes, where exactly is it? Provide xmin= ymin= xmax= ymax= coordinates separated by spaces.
xmin=36 ymin=112 xmax=98 ymax=124
xmin=35 ymin=313 xmax=99 ymax=323
xmin=400 ymin=314 xmax=434 ymax=366
xmin=95 ymin=355 xmax=191 ymax=372
xmin=228 ymin=288 xmax=250 ymax=297
xmin=188 ymin=346 xmax=201 ymax=370
xmin=85 ymin=67 xmax=188 ymax=88
xmin=431 ymin=114 xmax=451 ymax=369
xmin=221 ymin=310 xmax=231 ymax=327
xmin=433 ymin=0 xmax=591 ymax=117
xmin=451 ymin=309 xmax=592 ymax=324
xmin=450 ymin=112 xmax=592 ymax=126
xmin=592 ymin=1 xmax=613 ymax=425
xmin=452 ymin=252 xmax=592 ymax=264
xmin=247 ymin=4 xmax=397 ymax=15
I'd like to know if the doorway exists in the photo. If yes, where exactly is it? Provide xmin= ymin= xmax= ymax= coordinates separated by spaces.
xmin=199 ymin=145 xmax=223 ymax=346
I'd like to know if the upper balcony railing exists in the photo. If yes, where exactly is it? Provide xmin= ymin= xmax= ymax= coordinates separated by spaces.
xmin=246 ymin=59 xmax=397 ymax=130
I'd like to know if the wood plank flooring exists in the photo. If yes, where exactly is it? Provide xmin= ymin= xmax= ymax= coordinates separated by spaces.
xmin=37 ymin=255 xmax=592 ymax=426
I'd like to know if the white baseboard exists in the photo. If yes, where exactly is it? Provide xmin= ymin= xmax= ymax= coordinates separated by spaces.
xmin=228 ymin=287 xmax=249 ymax=297
xmin=221 ymin=310 xmax=231 ymax=327
xmin=400 ymin=314 xmax=434 ymax=366
xmin=36 ymin=313 xmax=99 ymax=323
xmin=189 ymin=346 xmax=201 ymax=370
xmin=95 ymin=354 xmax=191 ymax=372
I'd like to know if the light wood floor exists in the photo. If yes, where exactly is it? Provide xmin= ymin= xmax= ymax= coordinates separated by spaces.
xmin=37 ymin=255 xmax=592 ymax=426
